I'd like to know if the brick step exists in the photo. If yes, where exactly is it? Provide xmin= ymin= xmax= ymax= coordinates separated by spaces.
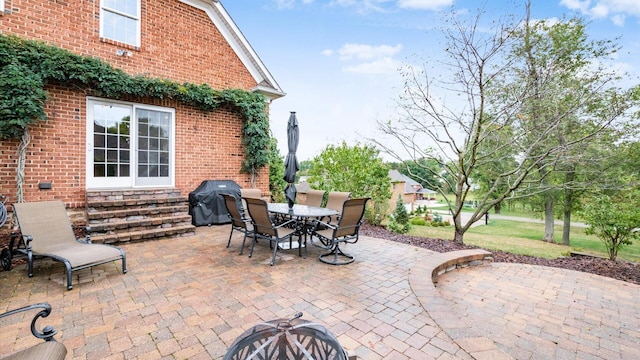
xmin=90 ymin=224 xmax=196 ymax=244
xmin=86 ymin=189 xmax=184 ymax=202
xmin=87 ymin=204 xmax=190 ymax=221
xmin=87 ymin=196 xmax=188 ymax=211
xmin=89 ymin=215 xmax=193 ymax=232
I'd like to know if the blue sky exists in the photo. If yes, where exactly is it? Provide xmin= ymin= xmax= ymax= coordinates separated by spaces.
xmin=221 ymin=0 xmax=640 ymax=162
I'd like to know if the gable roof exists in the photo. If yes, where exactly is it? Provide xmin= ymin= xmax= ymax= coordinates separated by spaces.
xmin=180 ymin=0 xmax=285 ymax=100
xmin=389 ymin=169 xmax=435 ymax=194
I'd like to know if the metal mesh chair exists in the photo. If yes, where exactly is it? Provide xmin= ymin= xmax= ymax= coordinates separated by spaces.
xmin=220 ymin=194 xmax=254 ymax=255
xmin=323 ymin=191 xmax=351 ymax=223
xmin=244 ymin=197 xmax=299 ymax=266
xmin=301 ymin=189 xmax=325 ymax=207
xmin=311 ymin=198 xmax=369 ymax=265
xmin=11 ymin=200 xmax=127 ymax=290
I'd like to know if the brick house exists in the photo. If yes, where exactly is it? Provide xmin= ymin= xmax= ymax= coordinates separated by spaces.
xmin=389 ymin=170 xmax=436 ymax=212
xmin=0 ymin=0 xmax=284 ymax=242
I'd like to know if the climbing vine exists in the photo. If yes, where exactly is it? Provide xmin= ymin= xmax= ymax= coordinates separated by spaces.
xmin=0 ymin=34 xmax=271 ymax=182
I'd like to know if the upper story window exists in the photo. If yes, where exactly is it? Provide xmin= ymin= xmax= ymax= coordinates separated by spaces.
xmin=0 ymin=0 xmax=5 ymax=14
xmin=100 ymin=0 xmax=140 ymax=47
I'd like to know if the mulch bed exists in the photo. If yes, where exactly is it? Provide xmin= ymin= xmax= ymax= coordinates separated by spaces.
xmin=360 ymin=223 xmax=640 ymax=286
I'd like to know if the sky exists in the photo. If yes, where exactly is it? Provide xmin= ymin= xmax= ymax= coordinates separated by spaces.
xmin=221 ymin=0 xmax=640 ymax=162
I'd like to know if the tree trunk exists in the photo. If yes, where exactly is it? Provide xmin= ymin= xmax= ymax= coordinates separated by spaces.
xmin=543 ymin=196 xmax=555 ymax=243
xmin=562 ymin=174 xmax=575 ymax=246
xmin=453 ymin=211 xmax=465 ymax=244
xmin=494 ymin=201 xmax=501 ymax=214
xmin=16 ymin=129 xmax=30 ymax=203
xmin=454 ymin=227 xmax=465 ymax=244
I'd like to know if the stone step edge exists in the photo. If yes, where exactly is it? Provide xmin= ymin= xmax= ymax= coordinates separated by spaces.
xmin=89 ymin=215 xmax=193 ymax=232
xmin=87 ymin=196 xmax=188 ymax=209
xmin=87 ymin=205 xmax=190 ymax=219
xmin=90 ymin=225 xmax=196 ymax=244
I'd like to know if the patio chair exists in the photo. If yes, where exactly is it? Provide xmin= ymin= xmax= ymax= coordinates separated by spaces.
xmin=310 ymin=197 xmax=369 ymax=265
xmin=323 ymin=191 xmax=351 ymax=223
xmin=0 ymin=303 xmax=67 ymax=360
xmin=220 ymin=193 xmax=254 ymax=255
xmin=302 ymin=189 xmax=326 ymax=207
xmin=243 ymin=197 xmax=299 ymax=266
xmin=11 ymin=200 xmax=127 ymax=290
xmin=239 ymin=188 xmax=261 ymax=216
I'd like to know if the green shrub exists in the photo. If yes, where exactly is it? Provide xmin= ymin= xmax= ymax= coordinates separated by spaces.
xmin=410 ymin=217 xmax=427 ymax=226
xmin=388 ymin=195 xmax=411 ymax=234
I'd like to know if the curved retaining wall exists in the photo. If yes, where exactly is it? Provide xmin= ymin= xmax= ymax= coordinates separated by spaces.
xmin=409 ymin=249 xmax=514 ymax=359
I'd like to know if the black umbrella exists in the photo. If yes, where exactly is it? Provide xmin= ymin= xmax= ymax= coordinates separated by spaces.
xmin=284 ymin=112 xmax=299 ymax=209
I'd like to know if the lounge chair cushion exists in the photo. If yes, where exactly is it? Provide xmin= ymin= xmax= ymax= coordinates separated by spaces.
xmin=13 ymin=201 xmax=123 ymax=267
xmin=2 ymin=341 xmax=67 ymax=360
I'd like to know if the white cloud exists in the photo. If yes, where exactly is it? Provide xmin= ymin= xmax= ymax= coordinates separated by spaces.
xmin=559 ymin=0 xmax=640 ymax=26
xmin=274 ymin=0 xmax=295 ymax=9
xmin=273 ymin=0 xmax=314 ymax=8
xmin=397 ymin=0 xmax=453 ymax=11
xmin=337 ymin=43 xmax=403 ymax=60
xmin=321 ymin=49 xmax=334 ymax=56
xmin=329 ymin=0 xmax=391 ymax=13
xmin=343 ymin=57 xmax=401 ymax=74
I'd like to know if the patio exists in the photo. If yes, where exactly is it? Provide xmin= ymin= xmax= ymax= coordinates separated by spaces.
xmin=1 ymin=225 xmax=639 ymax=359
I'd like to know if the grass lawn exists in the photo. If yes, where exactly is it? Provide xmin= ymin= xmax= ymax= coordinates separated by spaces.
xmin=408 ymin=219 xmax=640 ymax=262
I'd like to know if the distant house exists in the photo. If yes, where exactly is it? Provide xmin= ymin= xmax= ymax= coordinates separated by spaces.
xmin=389 ymin=170 xmax=436 ymax=211
xmin=0 ymin=0 xmax=284 ymax=242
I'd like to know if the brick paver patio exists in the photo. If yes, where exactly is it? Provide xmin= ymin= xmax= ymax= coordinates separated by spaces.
xmin=1 ymin=224 xmax=638 ymax=359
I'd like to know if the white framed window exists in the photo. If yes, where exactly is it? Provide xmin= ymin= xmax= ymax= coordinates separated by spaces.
xmin=0 ymin=0 xmax=5 ymax=14
xmin=86 ymin=98 xmax=175 ymax=189
xmin=100 ymin=0 xmax=140 ymax=47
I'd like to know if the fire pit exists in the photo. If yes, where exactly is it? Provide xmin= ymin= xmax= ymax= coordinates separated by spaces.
xmin=223 ymin=312 xmax=348 ymax=360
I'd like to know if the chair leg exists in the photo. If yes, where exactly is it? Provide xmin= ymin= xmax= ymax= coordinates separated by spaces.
xmin=27 ymin=251 xmax=33 ymax=278
xmin=63 ymin=261 xmax=73 ymax=290
xmin=239 ymin=232 xmax=248 ymax=255
xmin=226 ymin=228 xmax=234 ymax=248
xmin=120 ymin=250 xmax=127 ymax=274
xmin=270 ymin=239 xmax=279 ymax=266
xmin=249 ymin=234 xmax=257 ymax=258
xmin=319 ymin=242 xmax=354 ymax=265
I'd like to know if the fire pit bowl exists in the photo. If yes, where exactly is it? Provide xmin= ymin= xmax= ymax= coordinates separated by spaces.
xmin=223 ymin=312 xmax=347 ymax=360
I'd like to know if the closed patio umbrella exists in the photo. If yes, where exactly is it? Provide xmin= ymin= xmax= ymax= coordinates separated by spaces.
xmin=284 ymin=112 xmax=299 ymax=209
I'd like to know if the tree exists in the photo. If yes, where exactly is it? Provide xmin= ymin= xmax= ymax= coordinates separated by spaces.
xmin=581 ymin=192 xmax=640 ymax=260
xmin=373 ymin=2 xmax=637 ymax=244
xmin=268 ymin=136 xmax=287 ymax=203
xmin=388 ymin=195 xmax=411 ymax=234
xmin=0 ymin=62 xmax=47 ymax=202
xmin=307 ymin=142 xmax=391 ymax=225
xmin=505 ymin=12 xmax=633 ymax=244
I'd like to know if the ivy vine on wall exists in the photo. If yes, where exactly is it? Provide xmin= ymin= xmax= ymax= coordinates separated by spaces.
xmin=0 ymin=34 xmax=271 ymax=180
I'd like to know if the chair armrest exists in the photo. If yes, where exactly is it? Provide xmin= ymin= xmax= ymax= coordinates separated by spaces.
xmin=72 ymin=225 xmax=92 ymax=244
xmin=0 ymin=303 xmax=59 ymax=341
xmin=311 ymin=219 xmax=336 ymax=232
xmin=274 ymin=219 xmax=297 ymax=229
xmin=16 ymin=234 xmax=33 ymax=251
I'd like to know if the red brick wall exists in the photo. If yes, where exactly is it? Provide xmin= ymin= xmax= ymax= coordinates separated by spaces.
xmin=0 ymin=0 xmax=270 ymax=207
xmin=0 ymin=0 xmax=256 ymax=88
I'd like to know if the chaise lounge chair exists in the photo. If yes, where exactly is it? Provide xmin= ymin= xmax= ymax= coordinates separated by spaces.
xmin=11 ymin=200 xmax=127 ymax=290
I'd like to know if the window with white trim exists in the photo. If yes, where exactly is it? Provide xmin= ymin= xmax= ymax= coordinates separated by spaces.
xmin=0 ymin=0 xmax=5 ymax=14
xmin=87 ymin=98 xmax=175 ymax=189
xmin=100 ymin=0 xmax=140 ymax=47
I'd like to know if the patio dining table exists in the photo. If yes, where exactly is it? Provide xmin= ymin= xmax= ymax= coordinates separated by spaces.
xmin=267 ymin=203 xmax=338 ymax=250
